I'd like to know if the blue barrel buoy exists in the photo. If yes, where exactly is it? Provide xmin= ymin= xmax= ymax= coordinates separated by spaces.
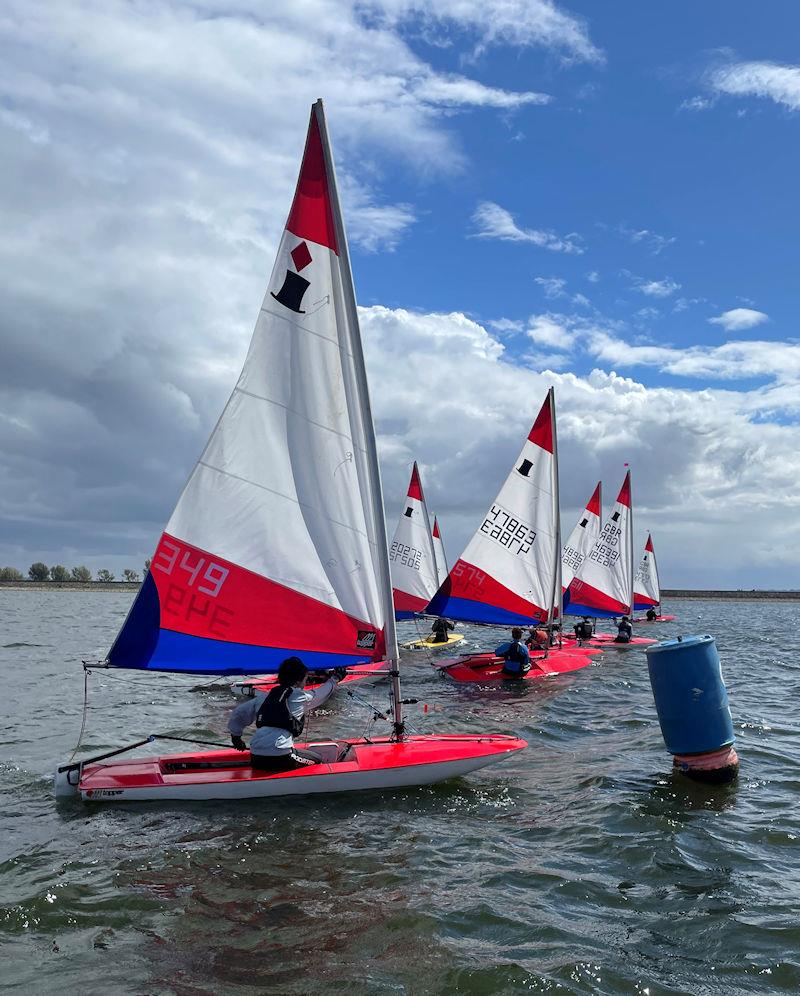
xmin=645 ymin=634 xmax=739 ymax=784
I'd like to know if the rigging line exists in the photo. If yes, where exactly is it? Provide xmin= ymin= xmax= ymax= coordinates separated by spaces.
xmin=67 ymin=665 xmax=91 ymax=764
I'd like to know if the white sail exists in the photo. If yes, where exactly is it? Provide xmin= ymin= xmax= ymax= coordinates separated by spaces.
xmin=567 ymin=471 xmax=634 ymax=618
xmin=108 ymin=100 xmax=397 ymax=676
xmin=428 ymin=390 xmax=559 ymax=626
xmin=634 ymin=534 xmax=661 ymax=608
xmin=431 ymin=516 xmax=449 ymax=586
xmin=562 ymin=482 xmax=602 ymax=590
xmin=389 ymin=463 xmax=439 ymax=618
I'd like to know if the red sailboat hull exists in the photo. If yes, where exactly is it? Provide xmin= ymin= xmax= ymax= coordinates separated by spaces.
xmin=73 ymin=735 xmax=527 ymax=801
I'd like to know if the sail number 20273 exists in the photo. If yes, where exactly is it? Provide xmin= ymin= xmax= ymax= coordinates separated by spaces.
xmin=480 ymin=504 xmax=536 ymax=556
xmin=154 ymin=539 xmax=229 ymax=597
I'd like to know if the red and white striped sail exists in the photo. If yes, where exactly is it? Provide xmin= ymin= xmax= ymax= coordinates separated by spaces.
xmin=633 ymin=533 xmax=661 ymax=609
xmin=389 ymin=463 xmax=439 ymax=618
xmin=108 ymin=103 xmax=394 ymax=674
xmin=431 ymin=516 xmax=448 ymax=587
xmin=567 ymin=471 xmax=634 ymax=618
xmin=562 ymin=482 xmax=602 ymax=590
xmin=428 ymin=390 xmax=560 ymax=626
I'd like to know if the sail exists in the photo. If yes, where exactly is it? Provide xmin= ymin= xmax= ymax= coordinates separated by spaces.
xmin=562 ymin=482 xmax=602 ymax=590
xmin=431 ymin=516 xmax=449 ymax=586
xmin=566 ymin=471 xmax=634 ymax=618
xmin=107 ymin=103 xmax=395 ymax=675
xmin=633 ymin=533 xmax=661 ymax=609
xmin=389 ymin=463 xmax=439 ymax=619
xmin=427 ymin=391 xmax=559 ymax=626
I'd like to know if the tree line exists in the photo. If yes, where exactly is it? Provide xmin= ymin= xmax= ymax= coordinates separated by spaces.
xmin=0 ymin=561 xmax=151 ymax=583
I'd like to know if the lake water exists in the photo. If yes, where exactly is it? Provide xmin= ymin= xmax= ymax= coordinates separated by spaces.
xmin=1 ymin=590 xmax=798 ymax=994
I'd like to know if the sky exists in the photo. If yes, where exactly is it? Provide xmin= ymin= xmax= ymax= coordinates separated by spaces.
xmin=1 ymin=0 xmax=800 ymax=588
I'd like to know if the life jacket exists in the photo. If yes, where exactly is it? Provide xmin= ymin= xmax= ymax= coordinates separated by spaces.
xmin=616 ymin=620 xmax=632 ymax=642
xmin=256 ymin=685 xmax=304 ymax=736
xmin=575 ymin=620 xmax=593 ymax=639
xmin=502 ymin=641 xmax=528 ymax=673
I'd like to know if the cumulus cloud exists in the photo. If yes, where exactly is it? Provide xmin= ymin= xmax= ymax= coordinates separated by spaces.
xmin=709 ymin=60 xmax=800 ymax=111
xmin=472 ymin=202 xmax=584 ymax=254
xmin=526 ymin=314 xmax=577 ymax=349
xmin=586 ymin=330 xmax=800 ymax=385
xmin=359 ymin=308 xmax=800 ymax=588
xmin=0 ymin=0 xmax=596 ymax=574
xmin=708 ymin=308 xmax=769 ymax=332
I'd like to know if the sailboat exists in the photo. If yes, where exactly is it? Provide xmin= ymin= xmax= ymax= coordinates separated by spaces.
xmin=54 ymin=100 xmax=525 ymax=801
xmin=389 ymin=477 xmax=465 ymax=650
xmin=431 ymin=516 xmax=448 ymax=585
xmin=562 ymin=482 xmax=602 ymax=591
xmin=426 ymin=390 xmax=594 ymax=682
xmin=564 ymin=471 xmax=654 ymax=649
xmin=390 ymin=462 xmax=440 ymax=619
xmin=632 ymin=534 xmax=674 ymax=622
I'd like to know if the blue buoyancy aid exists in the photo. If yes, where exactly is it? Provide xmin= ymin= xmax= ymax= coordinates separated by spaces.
xmin=499 ymin=640 xmax=529 ymax=674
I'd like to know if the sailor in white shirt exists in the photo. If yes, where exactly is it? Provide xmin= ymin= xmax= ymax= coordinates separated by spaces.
xmin=228 ymin=657 xmax=345 ymax=772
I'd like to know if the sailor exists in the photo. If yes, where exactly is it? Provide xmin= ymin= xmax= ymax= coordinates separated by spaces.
xmin=573 ymin=616 xmax=594 ymax=641
xmin=646 ymin=606 xmax=658 ymax=622
xmin=526 ymin=625 xmax=549 ymax=650
xmin=228 ymin=656 xmax=346 ymax=772
xmin=430 ymin=617 xmax=455 ymax=644
xmin=495 ymin=627 xmax=531 ymax=677
xmin=614 ymin=616 xmax=633 ymax=644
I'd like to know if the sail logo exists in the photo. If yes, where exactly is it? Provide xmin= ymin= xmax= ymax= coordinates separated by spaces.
xmin=271 ymin=240 xmax=313 ymax=314
xmin=356 ymin=630 xmax=377 ymax=649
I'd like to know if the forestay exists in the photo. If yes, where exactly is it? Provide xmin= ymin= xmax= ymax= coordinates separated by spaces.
xmin=562 ymin=482 xmax=602 ymax=591
xmin=427 ymin=391 xmax=559 ymax=626
xmin=566 ymin=471 xmax=634 ymax=618
xmin=431 ymin=516 xmax=449 ymax=587
xmin=633 ymin=533 xmax=661 ymax=609
xmin=107 ymin=107 xmax=391 ymax=675
xmin=389 ymin=463 xmax=439 ymax=619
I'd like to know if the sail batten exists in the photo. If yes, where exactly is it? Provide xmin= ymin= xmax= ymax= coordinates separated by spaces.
xmin=108 ymin=102 xmax=391 ymax=676
xmin=428 ymin=390 xmax=560 ymax=627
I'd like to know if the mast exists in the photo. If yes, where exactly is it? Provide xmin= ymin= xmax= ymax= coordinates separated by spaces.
xmin=314 ymin=100 xmax=403 ymax=737
xmin=651 ymin=535 xmax=660 ymax=609
xmin=552 ymin=389 xmax=563 ymax=646
xmin=628 ymin=469 xmax=635 ymax=617
xmin=544 ymin=387 xmax=560 ymax=649
xmin=416 ymin=462 xmax=439 ymax=609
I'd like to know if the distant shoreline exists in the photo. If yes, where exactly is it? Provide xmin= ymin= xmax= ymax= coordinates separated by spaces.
xmin=1 ymin=581 xmax=799 ymax=600
xmin=0 ymin=580 xmax=140 ymax=591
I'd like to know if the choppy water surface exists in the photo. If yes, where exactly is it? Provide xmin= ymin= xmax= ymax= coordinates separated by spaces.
xmin=1 ymin=590 xmax=799 ymax=994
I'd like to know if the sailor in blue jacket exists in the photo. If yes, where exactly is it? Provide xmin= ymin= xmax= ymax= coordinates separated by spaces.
xmin=495 ymin=627 xmax=531 ymax=677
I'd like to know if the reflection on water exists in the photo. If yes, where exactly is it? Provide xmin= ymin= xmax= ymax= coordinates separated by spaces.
xmin=1 ymin=592 xmax=800 ymax=993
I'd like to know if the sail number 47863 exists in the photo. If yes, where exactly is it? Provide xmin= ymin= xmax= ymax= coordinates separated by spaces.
xmin=479 ymin=504 xmax=536 ymax=556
